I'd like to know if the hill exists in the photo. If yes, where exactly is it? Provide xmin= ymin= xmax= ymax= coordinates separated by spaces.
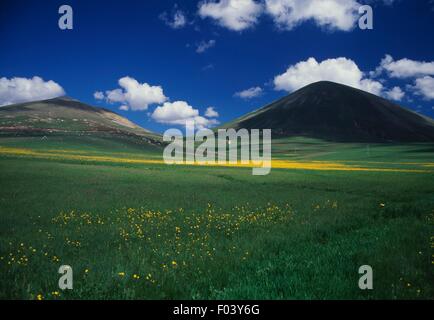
xmin=0 ymin=96 xmax=162 ymax=145
xmin=222 ymin=81 xmax=434 ymax=142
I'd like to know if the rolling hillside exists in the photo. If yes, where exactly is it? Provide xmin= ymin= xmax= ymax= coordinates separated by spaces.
xmin=222 ymin=81 xmax=434 ymax=142
xmin=0 ymin=96 xmax=162 ymax=146
xmin=1 ymin=89 xmax=434 ymax=300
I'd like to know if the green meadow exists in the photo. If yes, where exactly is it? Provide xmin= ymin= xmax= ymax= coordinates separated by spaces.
xmin=0 ymin=135 xmax=433 ymax=299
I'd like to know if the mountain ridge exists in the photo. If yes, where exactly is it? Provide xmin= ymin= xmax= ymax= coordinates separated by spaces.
xmin=3 ymin=81 xmax=434 ymax=143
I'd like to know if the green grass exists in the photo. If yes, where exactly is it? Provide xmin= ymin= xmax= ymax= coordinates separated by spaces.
xmin=0 ymin=136 xmax=433 ymax=300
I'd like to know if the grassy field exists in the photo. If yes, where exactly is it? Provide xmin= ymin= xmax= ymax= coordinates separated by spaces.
xmin=0 ymin=135 xmax=433 ymax=300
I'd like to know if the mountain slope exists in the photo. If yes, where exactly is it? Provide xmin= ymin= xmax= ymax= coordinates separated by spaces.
xmin=222 ymin=81 xmax=434 ymax=142
xmin=0 ymin=97 xmax=162 ymax=144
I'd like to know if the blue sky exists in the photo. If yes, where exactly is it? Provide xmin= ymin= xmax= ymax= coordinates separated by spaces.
xmin=1 ymin=0 xmax=434 ymax=133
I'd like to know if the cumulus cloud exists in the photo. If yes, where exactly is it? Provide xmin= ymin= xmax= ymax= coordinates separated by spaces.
xmin=374 ymin=55 xmax=434 ymax=79
xmin=160 ymin=5 xmax=187 ymax=29
xmin=193 ymin=116 xmax=220 ymax=129
xmin=198 ymin=0 xmax=396 ymax=32
xmin=152 ymin=101 xmax=198 ymax=124
xmin=384 ymin=86 xmax=405 ymax=101
xmin=196 ymin=39 xmax=216 ymax=53
xmin=265 ymin=0 xmax=361 ymax=31
xmin=151 ymin=101 xmax=219 ymax=128
xmin=234 ymin=86 xmax=263 ymax=99
xmin=205 ymin=106 xmax=219 ymax=117
xmin=0 ymin=76 xmax=65 ymax=107
xmin=410 ymin=76 xmax=434 ymax=100
xmin=273 ymin=57 xmax=383 ymax=95
xmin=96 ymin=76 xmax=167 ymax=111
xmin=93 ymin=91 xmax=104 ymax=100
xmin=95 ymin=77 xmax=218 ymax=127
xmin=198 ymin=0 xmax=263 ymax=31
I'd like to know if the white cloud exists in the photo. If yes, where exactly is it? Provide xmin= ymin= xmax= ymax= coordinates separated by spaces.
xmin=152 ymin=101 xmax=198 ymax=124
xmin=384 ymin=86 xmax=405 ymax=101
xmin=194 ymin=116 xmax=220 ymax=129
xmin=234 ymin=86 xmax=263 ymax=99
xmin=198 ymin=0 xmax=395 ymax=32
xmin=196 ymin=39 xmax=216 ymax=53
xmin=360 ymin=79 xmax=383 ymax=96
xmin=205 ymin=106 xmax=219 ymax=117
xmin=375 ymin=54 xmax=434 ymax=79
xmin=265 ymin=0 xmax=361 ymax=31
xmin=160 ymin=6 xmax=187 ymax=29
xmin=95 ymin=77 xmax=218 ymax=127
xmin=274 ymin=57 xmax=383 ymax=95
xmin=198 ymin=0 xmax=263 ymax=31
xmin=105 ymin=88 xmax=124 ymax=103
xmin=97 ymin=76 xmax=167 ymax=111
xmin=410 ymin=76 xmax=434 ymax=100
xmin=171 ymin=11 xmax=187 ymax=29
xmin=0 ymin=76 xmax=65 ymax=107
xmin=93 ymin=91 xmax=104 ymax=100
xmin=151 ymin=100 xmax=219 ymax=128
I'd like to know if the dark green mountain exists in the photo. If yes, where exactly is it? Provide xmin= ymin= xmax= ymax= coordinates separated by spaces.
xmin=0 ymin=96 xmax=162 ymax=144
xmin=222 ymin=81 xmax=434 ymax=142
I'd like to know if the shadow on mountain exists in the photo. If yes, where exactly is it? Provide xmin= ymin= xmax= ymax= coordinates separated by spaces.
xmin=222 ymin=81 xmax=434 ymax=143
